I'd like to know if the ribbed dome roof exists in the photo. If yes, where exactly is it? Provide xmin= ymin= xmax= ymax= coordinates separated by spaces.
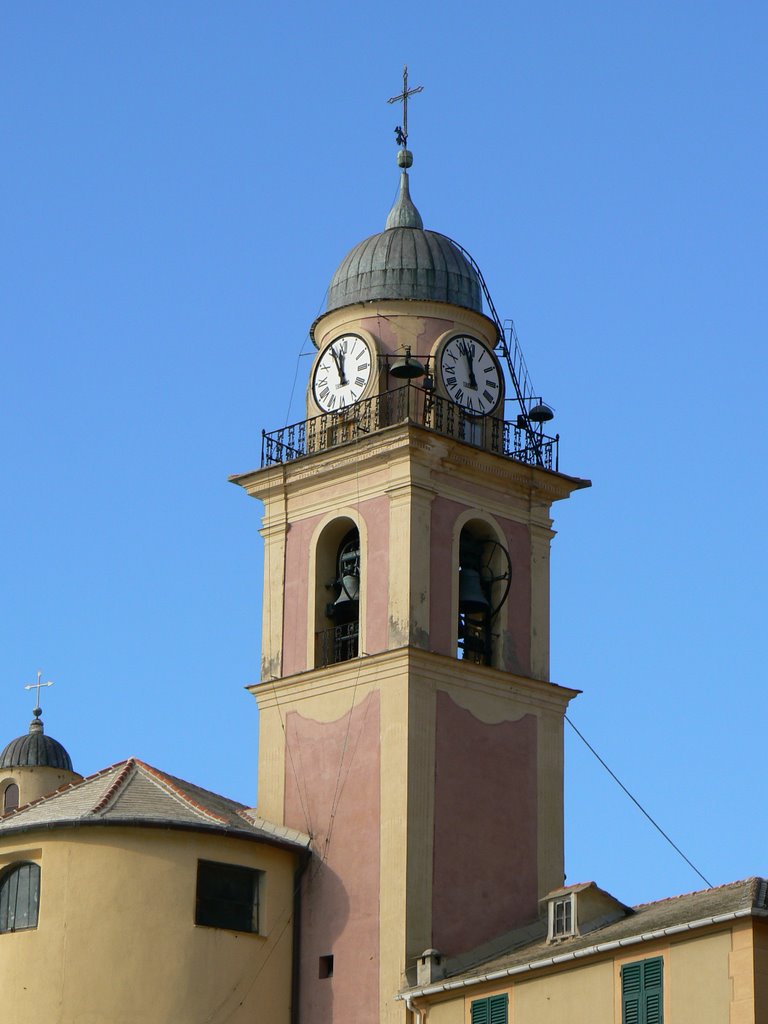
xmin=325 ymin=170 xmax=483 ymax=315
xmin=1 ymin=716 xmax=73 ymax=772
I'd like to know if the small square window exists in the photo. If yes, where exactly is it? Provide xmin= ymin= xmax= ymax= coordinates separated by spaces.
xmin=319 ymin=954 xmax=334 ymax=979
xmin=195 ymin=860 xmax=262 ymax=934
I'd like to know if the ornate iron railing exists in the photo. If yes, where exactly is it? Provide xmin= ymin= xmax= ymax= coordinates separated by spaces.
xmin=315 ymin=623 xmax=360 ymax=667
xmin=261 ymin=384 xmax=558 ymax=471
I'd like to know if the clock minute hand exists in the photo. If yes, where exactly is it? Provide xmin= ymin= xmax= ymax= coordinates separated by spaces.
xmin=336 ymin=350 xmax=348 ymax=386
xmin=461 ymin=341 xmax=478 ymax=390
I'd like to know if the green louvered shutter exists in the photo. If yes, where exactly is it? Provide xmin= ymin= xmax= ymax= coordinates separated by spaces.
xmin=622 ymin=957 xmax=663 ymax=1024
xmin=470 ymin=994 xmax=507 ymax=1024
xmin=643 ymin=958 xmax=663 ymax=1024
xmin=489 ymin=993 xmax=508 ymax=1024
xmin=470 ymin=998 xmax=490 ymax=1024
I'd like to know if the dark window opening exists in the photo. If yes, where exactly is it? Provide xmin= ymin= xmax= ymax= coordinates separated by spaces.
xmin=318 ymin=527 xmax=360 ymax=666
xmin=2 ymin=783 xmax=19 ymax=815
xmin=195 ymin=860 xmax=261 ymax=934
xmin=0 ymin=862 xmax=40 ymax=933
xmin=319 ymin=954 xmax=334 ymax=979
xmin=457 ymin=526 xmax=511 ymax=667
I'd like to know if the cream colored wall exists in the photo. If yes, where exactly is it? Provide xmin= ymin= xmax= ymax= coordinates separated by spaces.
xmin=668 ymin=929 xmax=732 ymax=1022
xmin=0 ymin=826 xmax=297 ymax=1024
xmin=1 ymin=765 xmax=81 ymax=810
xmin=752 ymin=919 xmax=768 ymax=1024
xmin=515 ymin=961 xmax=615 ymax=1024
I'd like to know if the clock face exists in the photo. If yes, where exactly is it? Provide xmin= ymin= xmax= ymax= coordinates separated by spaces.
xmin=312 ymin=335 xmax=373 ymax=412
xmin=439 ymin=335 xmax=502 ymax=415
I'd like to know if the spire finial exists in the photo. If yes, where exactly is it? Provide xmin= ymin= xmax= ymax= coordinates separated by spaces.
xmin=24 ymin=670 xmax=53 ymax=733
xmin=387 ymin=65 xmax=423 ymax=168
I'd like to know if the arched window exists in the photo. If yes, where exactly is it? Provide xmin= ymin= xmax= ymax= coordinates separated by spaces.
xmin=2 ymin=783 xmax=19 ymax=815
xmin=315 ymin=520 xmax=361 ymax=667
xmin=0 ymin=862 xmax=41 ymax=933
xmin=457 ymin=521 xmax=511 ymax=667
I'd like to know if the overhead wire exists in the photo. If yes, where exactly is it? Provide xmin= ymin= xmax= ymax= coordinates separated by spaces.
xmin=565 ymin=714 xmax=713 ymax=889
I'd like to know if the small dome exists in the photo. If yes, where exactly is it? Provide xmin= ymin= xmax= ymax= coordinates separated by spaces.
xmin=325 ymin=170 xmax=483 ymax=315
xmin=1 ymin=718 xmax=73 ymax=772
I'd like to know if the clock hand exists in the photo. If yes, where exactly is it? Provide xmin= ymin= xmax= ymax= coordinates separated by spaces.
xmin=337 ymin=350 xmax=348 ymax=386
xmin=463 ymin=344 xmax=478 ymax=390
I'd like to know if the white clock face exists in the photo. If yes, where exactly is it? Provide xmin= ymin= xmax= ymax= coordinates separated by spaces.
xmin=439 ymin=335 xmax=501 ymax=415
xmin=313 ymin=334 xmax=373 ymax=412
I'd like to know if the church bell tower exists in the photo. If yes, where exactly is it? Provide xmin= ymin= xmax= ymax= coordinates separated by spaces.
xmin=232 ymin=74 xmax=588 ymax=1024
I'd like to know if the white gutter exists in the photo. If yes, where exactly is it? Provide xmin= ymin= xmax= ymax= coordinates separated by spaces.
xmin=398 ymin=907 xmax=768 ymax=1000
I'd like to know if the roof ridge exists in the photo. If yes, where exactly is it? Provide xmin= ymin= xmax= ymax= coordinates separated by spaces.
xmin=632 ymin=876 xmax=756 ymax=911
xmin=92 ymin=759 xmax=137 ymax=814
xmin=1 ymin=758 xmax=130 ymax=819
xmin=133 ymin=760 xmax=230 ymax=825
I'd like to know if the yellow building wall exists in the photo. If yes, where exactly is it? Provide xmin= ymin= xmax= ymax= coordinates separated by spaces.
xmin=0 ymin=826 xmax=297 ymax=1024
xmin=668 ymin=930 xmax=732 ymax=1022
xmin=419 ymin=924 xmax=756 ymax=1024
xmin=514 ymin=960 xmax=614 ymax=1024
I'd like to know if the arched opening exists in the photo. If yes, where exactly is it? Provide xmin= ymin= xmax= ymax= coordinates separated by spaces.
xmin=2 ymin=782 xmax=19 ymax=815
xmin=0 ymin=862 xmax=40 ymax=932
xmin=314 ymin=519 xmax=361 ymax=667
xmin=457 ymin=521 xmax=511 ymax=667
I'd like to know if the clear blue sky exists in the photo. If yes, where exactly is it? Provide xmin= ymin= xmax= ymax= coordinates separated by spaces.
xmin=2 ymin=3 xmax=766 ymax=908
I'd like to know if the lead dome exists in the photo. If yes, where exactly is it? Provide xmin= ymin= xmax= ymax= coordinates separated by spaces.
xmin=325 ymin=169 xmax=483 ymax=316
xmin=0 ymin=711 xmax=74 ymax=772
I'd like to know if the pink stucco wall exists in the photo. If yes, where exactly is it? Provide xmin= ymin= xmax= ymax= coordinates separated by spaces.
xmin=358 ymin=314 xmax=456 ymax=358
xmin=429 ymin=497 xmax=532 ymax=674
xmin=284 ymin=692 xmax=381 ymax=1023
xmin=431 ymin=690 xmax=538 ymax=954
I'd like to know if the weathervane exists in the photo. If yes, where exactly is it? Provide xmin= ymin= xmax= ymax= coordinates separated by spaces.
xmin=387 ymin=65 xmax=423 ymax=153
xmin=24 ymin=669 xmax=53 ymax=718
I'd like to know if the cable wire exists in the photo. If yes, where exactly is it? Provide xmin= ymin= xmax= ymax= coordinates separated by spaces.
xmin=565 ymin=714 xmax=713 ymax=889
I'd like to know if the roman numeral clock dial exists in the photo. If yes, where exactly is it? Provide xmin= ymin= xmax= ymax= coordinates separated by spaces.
xmin=439 ymin=335 xmax=501 ymax=415
xmin=312 ymin=334 xmax=373 ymax=412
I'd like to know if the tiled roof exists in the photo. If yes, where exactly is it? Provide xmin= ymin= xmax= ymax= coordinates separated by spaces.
xmin=0 ymin=758 xmax=310 ymax=851
xmin=405 ymin=877 xmax=768 ymax=996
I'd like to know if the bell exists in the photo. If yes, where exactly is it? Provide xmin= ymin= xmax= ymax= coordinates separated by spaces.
xmin=390 ymin=346 xmax=426 ymax=380
xmin=458 ymin=568 xmax=491 ymax=613
xmin=334 ymin=572 xmax=360 ymax=606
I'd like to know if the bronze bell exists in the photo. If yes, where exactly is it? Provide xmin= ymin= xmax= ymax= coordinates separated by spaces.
xmin=458 ymin=568 xmax=491 ymax=613
xmin=389 ymin=346 xmax=426 ymax=380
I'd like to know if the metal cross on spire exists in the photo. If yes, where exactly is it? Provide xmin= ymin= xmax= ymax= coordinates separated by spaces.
xmin=24 ymin=669 xmax=53 ymax=715
xmin=387 ymin=65 xmax=423 ymax=149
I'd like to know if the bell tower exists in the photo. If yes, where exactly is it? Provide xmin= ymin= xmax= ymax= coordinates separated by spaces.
xmin=232 ymin=83 xmax=588 ymax=1024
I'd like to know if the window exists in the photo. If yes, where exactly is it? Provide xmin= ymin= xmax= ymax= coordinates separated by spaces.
xmin=470 ymin=994 xmax=508 ymax=1024
xmin=2 ymin=783 xmax=19 ymax=814
xmin=622 ymin=956 xmax=663 ymax=1024
xmin=0 ymin=862 xmax=40 ymax=933
xmin=195 ymin=860 xmax=262 ymax=934
xmin=552 ymin=897 xmax=577 ymax=937
xmin=315 ymin=522 xmax=361 ymax=667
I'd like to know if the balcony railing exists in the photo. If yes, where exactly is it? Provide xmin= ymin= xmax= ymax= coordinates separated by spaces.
xmin=261 ymin=384 xmax=558 ymax=471
xmin=315 ymin=623 xmax=360 ymax=668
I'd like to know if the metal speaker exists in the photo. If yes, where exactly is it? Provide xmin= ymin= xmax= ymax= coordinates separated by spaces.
xmin=390 ymin=346 xmax=425 ymax=380
xmin=458 ymin=568 xmax=491 ymax=614
xmin=528 ymin=402 xmax=554 ymax=423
